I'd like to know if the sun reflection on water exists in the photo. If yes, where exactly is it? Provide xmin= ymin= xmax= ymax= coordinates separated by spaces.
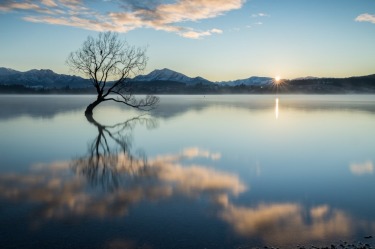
xmin=275 ymin=97 xmax=279 ymax=119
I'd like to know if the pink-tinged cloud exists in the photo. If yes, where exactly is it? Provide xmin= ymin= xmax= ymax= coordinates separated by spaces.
xmin=0 ymin=0 xmax=86 ymax=15
xmin=0 ymin=0 xmax=245 ymax=38
xmin=23 ymin=15 xmax=135 ymax=32
xmin=154 ymin=0 xmax=243 ymax=23
xmin=41 ymin=0 xmax=58 ymax=7
xmin=355 ymin=13 xmax=375 ymax=24
xmin=0 ymin=2 xmax=42 ymax=12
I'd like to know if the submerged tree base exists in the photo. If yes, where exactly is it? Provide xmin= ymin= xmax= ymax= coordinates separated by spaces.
xmin=85 ymin=105 xmax=94 ymax=116
xmin=84 ymin=95 xmax=159 ymax=116
xmin=84 ymin=99 xmax=102 ymax=115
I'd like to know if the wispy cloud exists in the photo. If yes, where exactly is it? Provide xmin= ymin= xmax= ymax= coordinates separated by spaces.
xmin=249 ymin=12 xmax=267 ymax=29
xmin=0 ymin=0 xmax=53 ymax=14
xmin=251 ymin=12 xmax=269 ymax=18
xmin=0 ymin=0 xmax=245 ymax=38
xmin=41 ymin=0 xmax=58 ymax=7
xmin=355 ymin=13 xmax=375 ymax=24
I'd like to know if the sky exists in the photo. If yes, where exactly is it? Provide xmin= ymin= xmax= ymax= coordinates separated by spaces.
xmin=0 ymin=0 xmax=375 ymax=81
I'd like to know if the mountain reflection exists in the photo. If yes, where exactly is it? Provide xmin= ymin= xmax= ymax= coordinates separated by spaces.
xmin=2 ymin=95 xmax=375 ymax=120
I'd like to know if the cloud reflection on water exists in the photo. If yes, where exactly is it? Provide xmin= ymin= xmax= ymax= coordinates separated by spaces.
xmin=1 ymin=147 xmax=375 ymax=246
xmin=0 ymin=147 xmax=243 ymax=220
xmin=1 ymin=105 xmax=375 ymax=247
xmin=350 ymin=161 xmax=374 ymax=176
xmin=220 ymin=203 xmax=353 ymax=246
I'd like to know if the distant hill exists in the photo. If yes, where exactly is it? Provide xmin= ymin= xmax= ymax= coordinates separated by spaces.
xmin=132 ymin=68 xmax=273 ymax=86
xmin=0 ymin=68 xmax=90 ymax=88
xmin=133 ymin=68 xmax=212 ymax=85
xmin=220 ymin=76 xmax=273 ymax=86
xmin=0 ymin=67 xmax=20 ymax=76
xmin=0 ymin=67 xmax=375 ymax=94
xmin=0 ymin=67 xmax=274 ymax=88
xmin=284 ymin=74 xmax=375 ymax=93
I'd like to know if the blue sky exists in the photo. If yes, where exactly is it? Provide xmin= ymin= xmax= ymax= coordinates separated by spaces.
xmin=0 ymin=0 xmax=375 ymax=81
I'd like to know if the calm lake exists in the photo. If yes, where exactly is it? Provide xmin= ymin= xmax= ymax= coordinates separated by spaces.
xmin=0 ymin=94 xmax=375 ymax=249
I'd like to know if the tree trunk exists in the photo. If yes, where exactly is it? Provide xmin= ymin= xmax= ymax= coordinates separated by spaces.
xmin=85 ymin=99 xmax=102 ymax=116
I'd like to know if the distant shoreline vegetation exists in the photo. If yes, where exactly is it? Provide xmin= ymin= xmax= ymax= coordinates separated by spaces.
xmin=1 ymin=67 xmax=375 ymax=94
xmin=1 ymin=79 xmax=375 ymax=94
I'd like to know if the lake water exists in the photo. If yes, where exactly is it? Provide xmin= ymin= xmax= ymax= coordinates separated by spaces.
xmin=0 ymin=94 xmax=375 ymax=249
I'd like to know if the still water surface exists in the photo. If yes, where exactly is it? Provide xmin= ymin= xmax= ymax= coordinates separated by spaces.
xmin=0 ymin=95 xmax=374 ymax=249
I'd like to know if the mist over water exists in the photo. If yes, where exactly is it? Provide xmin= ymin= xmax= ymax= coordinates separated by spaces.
xmin=0 ymin=95 xmax=375 ymax=249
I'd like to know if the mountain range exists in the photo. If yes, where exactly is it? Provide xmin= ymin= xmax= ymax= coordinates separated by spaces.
xmin=0 ymin=67 xmax=273 ymax=88
xmin=1 ymin=67 xmax=375 ymax=94
xmin=0 ymin=67 xmax=90 ymax=88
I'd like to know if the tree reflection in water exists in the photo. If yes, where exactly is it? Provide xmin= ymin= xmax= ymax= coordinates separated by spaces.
xmin=1 ymin=114 xmax=375 ymax=247
xmin=71 ymin=114 xmax=157 ymax=191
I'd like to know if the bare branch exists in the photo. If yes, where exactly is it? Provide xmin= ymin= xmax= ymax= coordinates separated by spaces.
xmin=105 ymin=95 xmax=159 ymax=111
xmin=67 ymin=31 xmax=157 ymax=115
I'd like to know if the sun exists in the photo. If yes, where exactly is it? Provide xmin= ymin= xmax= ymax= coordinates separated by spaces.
xmin=275 ymin=75 xmax=281 ymax=83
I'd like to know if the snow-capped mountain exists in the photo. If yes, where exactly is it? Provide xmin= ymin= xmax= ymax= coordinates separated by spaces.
xmin=0 ymin=67 xmax=20 ymax=76
xmin=293 ymin=76 xmax=320 ymax=80
xmin=133 ymin=68 xmax=274 ymax=86
xmin=0 ymin=68 xmax=90 ymax=88
xmin=0 ymin=67 xmax=275 ymax=88
xmin=133 ymin=68 xmax=212 ymax=85
xmin=1 ymin=67 xmax=375 ymax=93
xmin=220 ymin=76 xmax=273 ymax=86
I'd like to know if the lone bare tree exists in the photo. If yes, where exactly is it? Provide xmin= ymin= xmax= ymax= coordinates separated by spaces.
xmin=67 ymin=31 xmax=159 ymax=115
